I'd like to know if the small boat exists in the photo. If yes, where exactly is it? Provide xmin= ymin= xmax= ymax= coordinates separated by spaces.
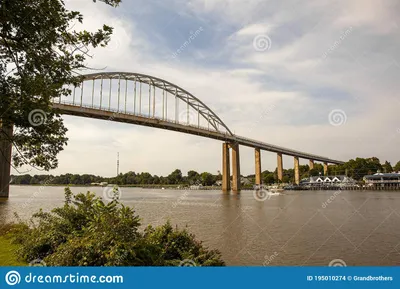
xmin=268 ymin=185 xmax=284 ymax=193
xmin=269 ymin=188 xmax=284 ymax=193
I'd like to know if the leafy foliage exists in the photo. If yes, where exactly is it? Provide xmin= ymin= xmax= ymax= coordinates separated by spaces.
xmin=0 ymin=0 xmax=118 ymax=170
xmin=11 ymin=188 xmax=225 ymax=266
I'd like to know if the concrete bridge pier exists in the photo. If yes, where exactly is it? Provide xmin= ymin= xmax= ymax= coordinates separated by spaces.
xmin=294 ymin=156 xmax=300 ymax=185
xmin=309 ymin=160 xmax=314 ymax=170
xmin=222 ymin=142 xmax=230 ymax=192
xmin=230 ymin=143 xmax=241 ymax=192
xmin=324 ymin=162 xmax=328 ymax=176
xmin=0 ymin=121 xmax=13 ymax=198
xmin=277 ymin=153 xmax=283 ymax=182
xmin=255 ymin=148 xmax=261 ymax=186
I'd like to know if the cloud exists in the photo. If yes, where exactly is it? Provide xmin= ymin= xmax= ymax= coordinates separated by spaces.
xmin=12 ymin=0 xmax=400 ymax=177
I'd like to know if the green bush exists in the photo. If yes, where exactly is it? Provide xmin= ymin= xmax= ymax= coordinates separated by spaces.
xmin=11 ymin=187 xmax=224 ymax=266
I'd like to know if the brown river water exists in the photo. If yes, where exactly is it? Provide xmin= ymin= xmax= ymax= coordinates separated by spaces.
xmin=1 ymin=186 xmax=400 ymax=266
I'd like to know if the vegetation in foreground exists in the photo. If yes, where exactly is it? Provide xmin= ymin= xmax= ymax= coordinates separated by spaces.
xmin=9 ymin=188 xmax=224 ymax=266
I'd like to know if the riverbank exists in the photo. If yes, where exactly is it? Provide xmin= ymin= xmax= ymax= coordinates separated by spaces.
xmin=0 ymin=225 xmax=26 ymax=266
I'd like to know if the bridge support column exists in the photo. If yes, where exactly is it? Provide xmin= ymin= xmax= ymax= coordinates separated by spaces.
xmin=324 ymin=162 xmax=328 ymax=176
xmin=255 ymin=148 xmax=261 ymax=186
xmin=294 ymin=156 xmax=300 ymax=185
xmin=0 ymin=120 xmax=13 ymax=198
xmin=222 ymin=142 xmax=230 ymax=192
xmin=309 ymin=160 xmax=314 ymax=170
xmin=277 ymin=153 xmax=283 ymax=182
xmin=230 ymin=143 xmax=241 ymax=192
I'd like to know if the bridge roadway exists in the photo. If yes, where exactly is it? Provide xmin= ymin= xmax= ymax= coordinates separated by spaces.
xmin=52 ymin=102 xmax=343 ymax=165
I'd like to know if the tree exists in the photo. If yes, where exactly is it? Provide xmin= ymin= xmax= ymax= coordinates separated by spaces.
xmin=394 ymin=161 xmax=400 ymax=172
xmin=382 ymin=161 xmax=393 ymax=173
xmin=200 ymin=172 xmax=214 ymax=186
xmin=263 ymin=173 xmax=275 ymax=184
xmin=187 ymin=170 xmax=200 ymax=184
xmin=0 ymin=0 xmax=120 ymax=171
xmin=167 ymin=169 xmax=183 ymax=184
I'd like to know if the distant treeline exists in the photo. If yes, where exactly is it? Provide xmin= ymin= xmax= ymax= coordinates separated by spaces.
xmin=11 ymin=170 xmax=222 ymax=186
xmin=11 ymin=157 xmax=400 ymax=186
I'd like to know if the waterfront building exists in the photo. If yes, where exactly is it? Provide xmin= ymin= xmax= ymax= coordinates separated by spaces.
xmin=363 ymin=173 xmax=400 ymax=188
xmin=300 ymin=175 xmax=357 ymax=187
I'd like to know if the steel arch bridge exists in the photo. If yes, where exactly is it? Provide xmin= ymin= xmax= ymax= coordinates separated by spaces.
xmin=52 ymin=72 xmax=343 ymax=164
xmin=0 ymin=71 xmax=346 ymax=198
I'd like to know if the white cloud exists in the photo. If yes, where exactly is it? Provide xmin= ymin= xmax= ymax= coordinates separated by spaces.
xmin=11 ymin=0 xmax=400 ymax=178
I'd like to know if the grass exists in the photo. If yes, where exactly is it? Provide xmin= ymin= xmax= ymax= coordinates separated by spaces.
xmin=0 ymin=236 xmax=26 ymax=266
xmin=0 ymin=224 xmax=26 ymax=266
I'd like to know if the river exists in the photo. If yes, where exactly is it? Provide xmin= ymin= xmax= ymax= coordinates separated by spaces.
xmin=1 ymin=186 xmax=399 ymax=266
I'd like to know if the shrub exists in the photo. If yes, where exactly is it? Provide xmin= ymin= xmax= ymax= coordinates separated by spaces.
xmin=11 ymin=187 xmax=224 ymax=266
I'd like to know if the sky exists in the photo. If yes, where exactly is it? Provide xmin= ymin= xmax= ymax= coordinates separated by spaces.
xmin=13 ymin=0 xmax=400 ymax=177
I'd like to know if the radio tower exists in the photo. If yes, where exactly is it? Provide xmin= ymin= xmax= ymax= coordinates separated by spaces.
xmin=117 ymin=152 xmax=120 ymax=176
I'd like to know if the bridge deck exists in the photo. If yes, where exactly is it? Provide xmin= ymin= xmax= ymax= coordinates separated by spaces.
xmin=53 ymin=103 xmax=344 ymax=165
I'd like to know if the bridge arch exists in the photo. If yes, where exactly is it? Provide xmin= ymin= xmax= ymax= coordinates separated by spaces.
xmin=54 ymin=72 xmax=233 ymax=136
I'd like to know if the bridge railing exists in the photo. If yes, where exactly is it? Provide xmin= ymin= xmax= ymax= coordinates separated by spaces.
xmin=52 ymin=99 xmax=231 ymax=136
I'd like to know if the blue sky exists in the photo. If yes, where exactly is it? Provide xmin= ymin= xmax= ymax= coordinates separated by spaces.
xmin=13 ymin=0 xmax=400 ymax=177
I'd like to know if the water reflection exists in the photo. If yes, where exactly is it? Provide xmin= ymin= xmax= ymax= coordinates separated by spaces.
xmin=1 ymin=186 xmax=400 ymax=266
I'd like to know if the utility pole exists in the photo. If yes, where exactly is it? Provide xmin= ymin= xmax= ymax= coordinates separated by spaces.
xmin=117 ymin=152 xmax=120 ymax=176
